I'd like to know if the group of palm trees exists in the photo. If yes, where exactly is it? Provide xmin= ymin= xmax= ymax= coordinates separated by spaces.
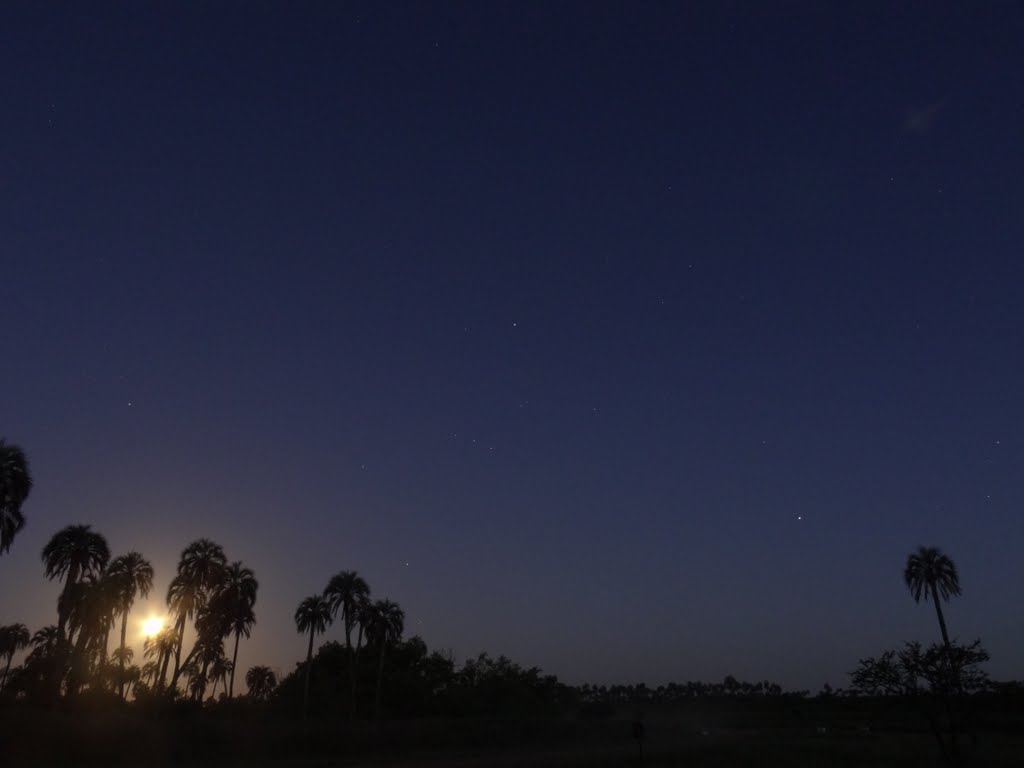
xmin=1 ymin=439 xmax=413 ymax=712
xmin=0 ymin=521 xmax=262 ymax=704
xmin=294 ymin=572 xmax=405 ymax=718
xmin=0 ymin=437 xmax=970 ymax=714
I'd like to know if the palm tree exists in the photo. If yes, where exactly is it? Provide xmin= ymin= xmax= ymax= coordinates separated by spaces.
xmin=144 ymin=627 xmax=178 ymax=690
xmin=111 ymin=645 xmax=134 ymax=665
xmin=65 ymin=573 xmax=118 ymax=692
xmin=41 ymin=525 xmax=110 ymax=640
xmin=164 ymin=539 xmax=226 ymax=687
xmin=0 ymin=440 xmax=32 ymax=555
xmin=365 ymin=598 xmax=404 ymax=718
xmin=166 ymin=603 xmax=230 ymax=697
xmin=213 ymin=561 xmax=257 ymax=698
xmin=294 ymin=594 xmax=332 ymax=718
xmin=208 ymin=653 xmax=233 ymax=700
xmin=107 ymin=552 xmax=154 ymax=699
xmin=904 ymin=546 xmax=962 ymax=649
xmin=245 ymin=665 xmax=277 ymax=701
xmin=325 ymin=570 xmax=370 ymax=716
xmin=0 ymin=623 xmax=31 ymax=691
xmin=140 ymin=659 xmax=160 ymax=687
xmin=122 ymin=664 xmax=142 ymax=700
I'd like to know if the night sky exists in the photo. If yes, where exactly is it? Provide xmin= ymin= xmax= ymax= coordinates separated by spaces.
xmin=3 ymin=3 xmax=1023 ymax=691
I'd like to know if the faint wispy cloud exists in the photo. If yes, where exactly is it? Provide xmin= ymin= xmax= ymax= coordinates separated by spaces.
xmin=903 ymin=98 xmax=946 ymax=134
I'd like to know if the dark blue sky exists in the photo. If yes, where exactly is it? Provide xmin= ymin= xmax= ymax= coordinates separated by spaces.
xmin=3 ymin=2 xmax=1023 ymax=689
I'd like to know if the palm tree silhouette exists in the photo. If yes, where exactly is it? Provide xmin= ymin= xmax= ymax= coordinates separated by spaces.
xmin=0 ymin=623 xmax=31 ymax=691
xmin=144 ymin=626 xmax=178 ymax=690
xmin=167 ymin=602 xmax=231 ymax=697
xmin=325 ymin=570 xmax=370 ymax=717
xmin=107 ymin=552 xmax=154 ymax=699
xmin=904 ymin=546 xmax=962 ymax=649
xmin=213 ymin=561 xmax=257 ymax=698
xmin=245 ymin=664 xmax=277 ymax=701
xmin=294 ymin=594 xmax=332 ymax=718
xmin=207 ymin=652 xmax=233 ymax=700
xmin=65 ymin=573 xmax=117 ymax=692
xmin=42 ymin=525 xmax=110 ymax=644
xmin=365 ymin=598 xmax=404 ymax=718
xmin=0 ymin=440 xmax=32 ymax=555
xmin=164 ymin=539 xmax=226 ymax=688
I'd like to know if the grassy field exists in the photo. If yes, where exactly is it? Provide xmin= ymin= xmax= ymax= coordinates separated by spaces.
xmin=4 ymin=703 xmax=1023 ymax=767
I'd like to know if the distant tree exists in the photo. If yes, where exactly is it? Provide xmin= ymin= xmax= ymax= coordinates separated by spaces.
xmin=41 ymin=525 xmax=110 ymax=641
xmin=107 ymin=552 xmax=154 ymax=699
xmin=365 ymin=598 xmax=405 ymax=717
xmin=22 ymin=625 xmax=70 ymax=698
xmin=324 ymin=570 xmax=370 ymax=716
xmin=0 ymin=440 xmax=32 ymax=555
xmin=905 ymin=546 xmax=961 ymax=650
xmin=246 ymin=665 xmax=277 ymax=701
xmin=122 ymin=663 xmax=142 ymax=699
xmin=143 ymin=627 xmax=178 ymax=690
xmin=0 ymin=623 xmax=31 ymax=691
xmin=294 ymin=594 xmax=332 ymax=718
xmin=850 ymin=639 xmax=989 ymax=767
xmin=212 ymin=560 xmax=257 ymax=698
xmin=208 ymin=653 xmax=233 ymax=700
xmin=166 ymin=603 xmax=230 ymax=698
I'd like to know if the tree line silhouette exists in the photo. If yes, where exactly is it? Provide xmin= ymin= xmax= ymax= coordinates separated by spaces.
xmin=1 ymin=434 xmax=1018 ymax=762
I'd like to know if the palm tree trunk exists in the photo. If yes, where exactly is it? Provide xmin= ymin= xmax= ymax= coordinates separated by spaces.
xmin=210 ymin=676 xmax=219 ymax=700
xmin=931 ymin=590 xmax=952 ymax=650
xmin=1 ymin=653 xmax=12 ymax=692
xmin=171 ymin=615 xmax=186 ymax=682
xmin=167 ymin=642 xmax=201 ymax=697
xmin=101 ymin=624 xmax=110 ymax=666
xmin=302 ymin=628 xmax=315 ymax=719
xmin=158 ymin=646 xmax=171 ymax=692
xmin=118 ymin=608 xmax=129 ymax=700
xmin=68 ymin=623 xmax=91 ymax=695
xmin=229 ymin=630 xmax=240 ymax=698
xmin=199 ymin=658 xmax=211 ymax=700
xmin=57 ymin=568 xmax=78 ymax=640
xmin=354 ymin=623 xmax=364 ymax=715
xmin=345 ymin=617 xmax=355 ymax=719
xmin=374 ymin=645 xmax=386 ymax=719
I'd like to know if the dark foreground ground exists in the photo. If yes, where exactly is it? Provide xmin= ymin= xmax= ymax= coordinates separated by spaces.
xmin=5 ymin=700 xmax=1024 ymax=767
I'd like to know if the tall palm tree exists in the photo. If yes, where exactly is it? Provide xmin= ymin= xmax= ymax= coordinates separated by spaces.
xmin=107 ymin=552 xmax=154 ymax=699
xmin=294 ymin=594 xmax=332 ymax=718
xmin=213 ymin=561 xmax=257 ymax=698
xmin=365 ymin=598 xmax=404 ymax=718
xmin=324 ymin=570 xmax=370 ymax=716
xmin=904 ymin=546 xmax=962 ymax=649
xmin=165 ymin=539 xmax=226 ymax=687
xmin=0 ymin=440 xmax=32 ymax=555
xmin=0 ymin=623 xmax=31 ymax=691
xmin=41 ymin=525 xmax=110 ymax=640
xmin=245 ymin=665 xmax=277 ymax=701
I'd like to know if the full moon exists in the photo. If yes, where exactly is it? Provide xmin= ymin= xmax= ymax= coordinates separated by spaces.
xmin=142 ymin=616 xmax=164 ymax=636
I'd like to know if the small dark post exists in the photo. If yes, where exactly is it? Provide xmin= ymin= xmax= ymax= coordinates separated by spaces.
xmin=632 ymin=720 xmax=645 ymax=764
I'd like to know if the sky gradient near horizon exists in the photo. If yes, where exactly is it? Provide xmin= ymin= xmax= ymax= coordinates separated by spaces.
xmin=2 ymin=3 xmax=1023 ymax=691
